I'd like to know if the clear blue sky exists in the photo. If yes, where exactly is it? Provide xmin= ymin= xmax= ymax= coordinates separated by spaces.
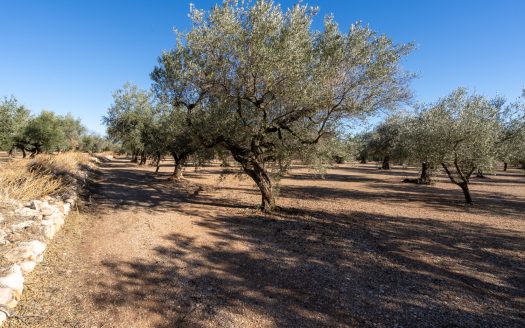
xmin=1 ymin=0 xmax=524 ymax=134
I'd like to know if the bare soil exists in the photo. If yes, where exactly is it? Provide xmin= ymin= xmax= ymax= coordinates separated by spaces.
xmin=5 ymin=159 xmax=525 ymax=327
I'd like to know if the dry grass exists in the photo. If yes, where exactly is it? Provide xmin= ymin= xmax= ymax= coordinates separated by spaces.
xmin=0 ymin=152 xmax=91 ymax=201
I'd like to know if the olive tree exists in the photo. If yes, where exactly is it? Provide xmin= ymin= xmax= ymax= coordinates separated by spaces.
xmin=0 ymin=96 xmax=31 ymax=156
xmin=104 ymin=83 xmax=156 ymax=164
xmin=157 ymin=108 xmax=201 ymax=179
xmin=22 ymin=111 xmax=70 ymax=155
xmin=496 ymin=90 xmax=525 ymax=170
xmin=352 ymin=131 xmax=374 ymax=164
xmin=409 ymin=89 xmax=500 ymax=203
xmin=60 ymin=114 xmax=86 ymax=151
xmin=368 ymin=114 xmax=409 ymax=169
xmin=152 ymin=0 xmax=412 ymax=211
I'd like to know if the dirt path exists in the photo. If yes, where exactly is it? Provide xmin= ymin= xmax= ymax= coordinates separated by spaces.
xmin=8 ymin=159 xmax=282 ymax=328
xmin=6 ymin=159 xmax=525 ymax=327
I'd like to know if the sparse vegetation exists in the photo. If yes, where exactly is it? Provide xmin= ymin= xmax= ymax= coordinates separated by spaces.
xmin=0 ymin=153 xmax=91 ymax=200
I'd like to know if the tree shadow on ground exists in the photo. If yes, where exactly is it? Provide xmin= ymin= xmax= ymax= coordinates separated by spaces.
xmin=93 ymin=207 xmax=525 ymax=327
xmin=88 ymin=160 xmax=525 ymax=327
xmin=280 ymin=181 xmax=525 ymax=219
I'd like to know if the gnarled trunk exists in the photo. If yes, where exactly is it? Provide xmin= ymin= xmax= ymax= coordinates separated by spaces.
xmin=503 ymin=162 xmax=508 ymax=171
xmin=245 ymin=161 xmax=274 ymax=212
xmin=154 ymin=152 xmax=161 ymax=174
xmin=30 ymin=146 xmax=40 ymax=158
xmin=139 ymin=151 xmax=147 ymax=165
xmin=441 ymin=162 xmax=475 ymax=204
xmin=278 ymin=158 xmax=291 ymax=177
xmin=382 ymin=155 xmax=390 ymax=170
xmin=459 ymin=182 xmax=473 ymax=204
xmin=402 ymin=162 xmax=432 ymax=184
xmin=419 ymin=161 xmax=431 ymax=184
xmin=359 ymin=150 xmax=368 ymax=164
xmin=131 ymin=152 xmax=139 ymax=163
xmin=171 ymin=152 xmax=188 ymax=180
xmin=476 ymin=167 xmax=485 ymax=178
xmin=231 ymin=152 xmax=275 ymax=212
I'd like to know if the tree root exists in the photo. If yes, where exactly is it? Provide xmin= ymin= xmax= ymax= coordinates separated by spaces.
xmin=402 ymin=178 xmax=431 ymax=184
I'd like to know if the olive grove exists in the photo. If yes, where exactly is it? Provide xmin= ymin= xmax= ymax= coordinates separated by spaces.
xmin=102 ymin=1 xmax=524 ymax=210
xmin=150 ymin=0 xmax=413 ymax=211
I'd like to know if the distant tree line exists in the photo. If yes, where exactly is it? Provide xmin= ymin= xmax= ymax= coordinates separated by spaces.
xmin=0 ymin=96 xmax=116 ymax=156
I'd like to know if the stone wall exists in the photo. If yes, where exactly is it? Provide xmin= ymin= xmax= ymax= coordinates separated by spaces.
xmin=0 ymin=160 xmax=94 ymax=324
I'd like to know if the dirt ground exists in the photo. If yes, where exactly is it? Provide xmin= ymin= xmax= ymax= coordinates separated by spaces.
xmin=5 ymin=158 xmax=525 ymax=328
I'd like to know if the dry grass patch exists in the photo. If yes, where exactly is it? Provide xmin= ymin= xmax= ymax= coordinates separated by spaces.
xmin=0 ymin=152 xmax=92 ymax=201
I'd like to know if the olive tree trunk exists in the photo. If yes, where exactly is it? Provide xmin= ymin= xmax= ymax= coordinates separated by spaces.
xmin=244 ymin=161 xmax=275 ymax=212
xmin=476 ymin=167 xmax=485 ymax=178
xmin=419 ymin=162 xmax=432 ymax=184
xmin=131 ymin=152 xmax=139 ymax=163
xmin=230 ymin=151 xmax=275 ymax=212
xmin=503 ymin=162 xmax=508 ymax=171
xmin=278 ymin=158 xmax=291 ymax=177
xmin=154 ymin=152 xmax=161 ymax=175
xmin=171 ymin=152 xmax=188 ymax=180
xmin=441 ymin=162 xmax=476 ymax=204
xmin=459 ymin=182 xmax=473 ymax=204
xmin=382 ymin=155 xmax=391 ymax=170
xmin=139 ymin=151 xmax=147 ymax=165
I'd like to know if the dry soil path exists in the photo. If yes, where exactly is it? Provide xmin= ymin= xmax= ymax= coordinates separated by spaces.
xmin=9 ymin=159 xmax=277 ymax=327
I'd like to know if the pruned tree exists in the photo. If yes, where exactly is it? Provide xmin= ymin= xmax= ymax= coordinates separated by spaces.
xmin=152 ymin=0 xmax=413 ymax=211
xmin=409 ymin=88 xmax=500 ymax=203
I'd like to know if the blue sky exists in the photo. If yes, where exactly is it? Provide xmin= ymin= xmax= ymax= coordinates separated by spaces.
xmin=1 ymin=0 xmax=524 ymax=134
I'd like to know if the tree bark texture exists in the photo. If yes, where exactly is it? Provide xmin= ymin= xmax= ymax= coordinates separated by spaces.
xmin=381 ymin=155 xmax=390 ymax=170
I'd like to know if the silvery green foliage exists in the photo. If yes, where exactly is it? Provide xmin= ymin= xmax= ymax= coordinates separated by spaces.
xmin=408 ymin=88 xmax=501 ymax=180
xmin=0 ymin=96 xmax=30 ymax=151
xmin=368 ymin=114 xmax=411 ymax=163
xmin=151 ymin=0 xmax=412 ymax=210
xmin=496 ymin=91 xmax=525 ymax=166
xmin=59 ymin=114 xmax=86 ymax=151
xmin=104 ymin=83 xmax=156 ymax=156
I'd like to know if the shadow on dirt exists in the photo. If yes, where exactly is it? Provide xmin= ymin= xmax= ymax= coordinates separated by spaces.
xmin=94 ymin=209 xmax=524 ymax=327
xmin=90 ymin=160 xmax=525 ymax=327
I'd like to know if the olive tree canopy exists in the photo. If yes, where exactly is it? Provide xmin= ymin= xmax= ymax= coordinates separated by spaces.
xmin=408 ymin=88 xmax=501 ymax=203
xmin=152 ymin=0 xmax=413 ymax=211
xmin=0 ymin=96 xmax=31 ymax=154
xmin=368 ymin=114 xmax=409 ymax=169
xmin=104 ymin=83 xmax=156 ymax=164
xmin=497 ymin=90 xmax=525 ymax=169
